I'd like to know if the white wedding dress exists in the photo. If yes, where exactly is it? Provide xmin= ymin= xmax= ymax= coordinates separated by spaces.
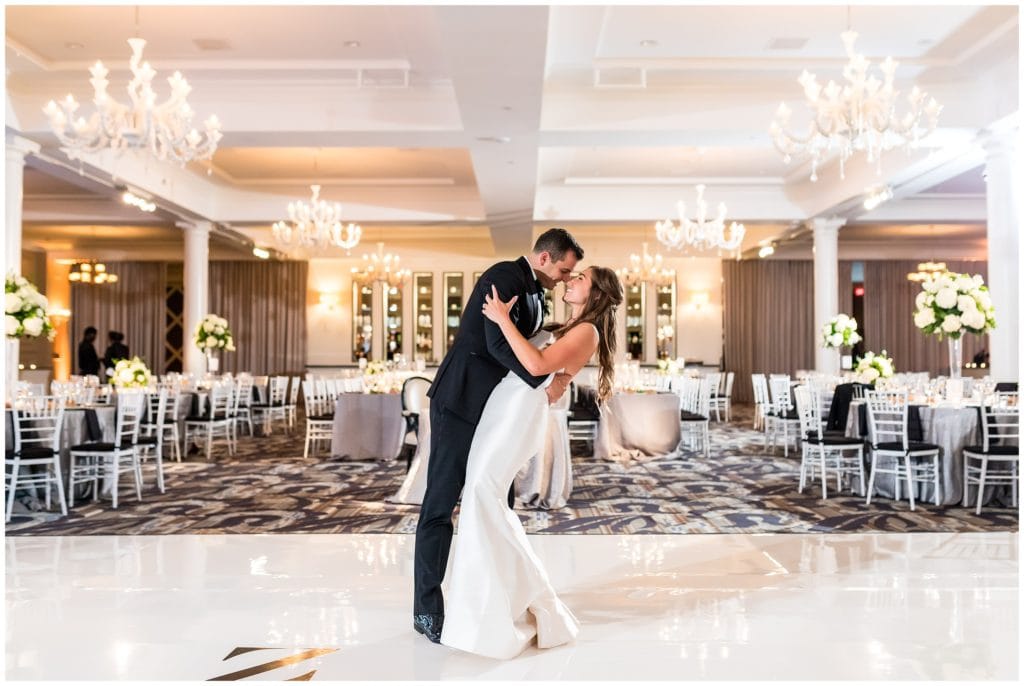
xmin=440 ymin=367 xmax=580 ymax=659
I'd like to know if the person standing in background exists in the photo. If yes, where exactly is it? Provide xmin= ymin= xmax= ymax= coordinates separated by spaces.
xmin=77 ymin=326 xmax=100 ymax=376
xmin=102 ymin=330 xmax=129 ymax=378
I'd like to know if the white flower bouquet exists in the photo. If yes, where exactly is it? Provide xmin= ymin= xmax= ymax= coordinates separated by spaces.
xmin=854 ymin=350 xmax=894 ymax=384
xmin=821 ymin=313 xmax=862 ymax=349
xmin=194 ymin=314 xmax=236 ymax=352
xmin=111 ymin=356 xmax=151 ymax=388
xmin=5 ymin=272 xmax=56 ymax=341
xmin=913 ymin=271 xmax=995 ymax=340
xmin=363 ymin=360 xmax=399 ymax=393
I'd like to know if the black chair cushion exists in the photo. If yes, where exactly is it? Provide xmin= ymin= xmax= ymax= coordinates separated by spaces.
xmin=805 ymin=435 xmax=865 ymax=447
xmin=252 ymin=402 xmax=284 ymax=408
xmin=768 ymin=409 xmax=800 ymax=420
xmin=69 ymin=441 xmax=133 ymax=452
xmin=186 ymin=413 xmax=228 ymax=422
xmin=5 ymin=447 xmax=56 ymax=460
xmin=806 ymin=430 xmax=847 ymax=439
xmin=964 ymin=444 xmax=1019 ymax=457
xmin=135 ymin=436 xmax=158 ymax=446
xmin=874 ymin=441 xmax=941 ymax=454
xmin=308 ymin=413 xmax=335 ymax=422
xmin=680 ymin=411 xmax=707 ymax=421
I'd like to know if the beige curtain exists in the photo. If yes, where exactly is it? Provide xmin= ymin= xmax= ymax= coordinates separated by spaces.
xmin=208 ymin=261 xmax=308 ymax=375
xmin=839 ymin=260 xmax=855 ymax=317
xmin=70 ymin=262 xmax=168 ymax=374
xmin=723 ymin=260 xmax=815 ymax=403
xmin=862 ymin=260 xmax=988 ymax=374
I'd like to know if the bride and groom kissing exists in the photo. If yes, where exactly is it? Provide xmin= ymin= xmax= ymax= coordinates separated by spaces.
xmin=413 ymin=227 xmax=624 ymax=659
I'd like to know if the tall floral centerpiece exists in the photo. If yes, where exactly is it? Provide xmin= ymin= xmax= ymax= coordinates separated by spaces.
xmin=821 ymin=313 xmax=862 ymax=370
xmin=854 ymin=350 xmax=894 ymax=385
xmin=193 ymin=314 xmax=235 ymax=373
xmin=912 ymin=272 xmax=995 ymax=378
xmin=6 ymin=273 xmax=56 ymax=341
xmin=6 ymin=272 xmax=56 ymax=399
xmin=110 ymin=356 xmax=152 ymax=389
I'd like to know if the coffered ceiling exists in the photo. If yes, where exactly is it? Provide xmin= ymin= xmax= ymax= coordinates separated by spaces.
xmin=5 ymin=4 xmax=1018 ymax=260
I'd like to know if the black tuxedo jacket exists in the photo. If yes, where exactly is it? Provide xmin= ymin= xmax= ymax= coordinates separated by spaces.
xmin=427 ymin=256 xmax=548 ymax=425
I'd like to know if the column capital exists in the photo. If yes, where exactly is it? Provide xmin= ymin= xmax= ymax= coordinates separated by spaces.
xmin=176 ymin=219 xmax=214 ymax=234
xmin=6 ymin=134 xmax=40 ymax=163
xmin=807 ymin=215 xmax=847 ymax=233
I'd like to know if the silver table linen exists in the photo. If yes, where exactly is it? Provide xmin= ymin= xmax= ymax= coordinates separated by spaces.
xmin=331 ymin=393 xmax=405 ymax=461
xmin=594 ymin=392 xmax=681 ymax=462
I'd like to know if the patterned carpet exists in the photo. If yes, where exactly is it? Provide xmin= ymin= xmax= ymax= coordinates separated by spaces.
xmin=6 ymin=405 xmax=1018 ymax=536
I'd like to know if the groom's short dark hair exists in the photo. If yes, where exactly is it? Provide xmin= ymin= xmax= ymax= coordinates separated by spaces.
xmin=532 ymin=228 xmax=583 ymax=262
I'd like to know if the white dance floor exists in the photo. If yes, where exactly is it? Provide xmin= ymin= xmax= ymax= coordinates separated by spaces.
xmin=5 ymin=531 xmax=1018 ymax=680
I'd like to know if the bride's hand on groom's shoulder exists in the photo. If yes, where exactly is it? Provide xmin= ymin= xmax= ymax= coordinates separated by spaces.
xmin=482 ymin=285 xmax=516 ymax=325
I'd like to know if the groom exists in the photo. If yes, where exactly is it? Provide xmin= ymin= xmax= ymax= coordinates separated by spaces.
xmin=413 ymin=227 xmax=584 ymax=643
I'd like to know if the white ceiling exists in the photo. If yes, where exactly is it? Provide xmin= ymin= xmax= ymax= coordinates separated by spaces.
xmin=5 ymin=4 xmax=1017 ymax=259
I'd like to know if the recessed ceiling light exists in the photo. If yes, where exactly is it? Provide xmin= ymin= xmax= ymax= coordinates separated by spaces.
xmin=639 ymin=39 xmax=658 ymax=48
xmin=194 ymin=38 xmax=232 ymax=52
xmin=476 ymin=136 xmax=511 ymax=144
xmin=344 ymin=40 xmax=361 ymax=48
xmin=65 ymin=42 xmax=84 ymax=50
xmin=767 ymin=37 xmax=808 ymax=50
xmin=501 ymin=105 xmax=513 ymax=111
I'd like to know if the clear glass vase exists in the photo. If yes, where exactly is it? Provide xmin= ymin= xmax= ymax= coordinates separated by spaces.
xmin=206 ymin=351 xmax=220 ymax=374
xmin=947 ymin=337 xmax=962 ymax=379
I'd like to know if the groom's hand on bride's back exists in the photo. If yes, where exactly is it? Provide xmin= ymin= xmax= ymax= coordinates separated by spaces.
xmin=545 ymin=372 xmax=572 ymax=405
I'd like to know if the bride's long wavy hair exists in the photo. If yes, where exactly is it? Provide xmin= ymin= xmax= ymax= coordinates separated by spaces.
xmin=550 ymin=266 xmax=624 ymax=403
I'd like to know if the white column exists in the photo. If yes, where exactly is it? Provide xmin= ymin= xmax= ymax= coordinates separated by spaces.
xmin=810 ymin=216 xmax=846 ymax=374
xmin=5 ymin=135 xmax=41 ymax=397
xmin=983 ymin=131 xmax=1020 ymax=382
xmin=180 ymin=220 xmax=212 ymax=376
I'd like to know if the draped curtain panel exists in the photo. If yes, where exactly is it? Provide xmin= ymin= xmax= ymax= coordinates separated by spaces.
xmin=208 ymin=261 xmax=308 ymax=375
xmin=70 ymin=262 xmax=168 ymax=374
xmin=862 ymin=260 xmax=989 ymax=375
xmin=839 ymin=260 xmax=855 ymax=317
xmin=723 ymin=260 xmax=815 ymax=403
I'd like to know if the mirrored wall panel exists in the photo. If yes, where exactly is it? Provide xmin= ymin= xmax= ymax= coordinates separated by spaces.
xmin=625 ymin=282 xmax=645 ymax=361
xmin=443 ymin=273 xmax=465 ymax=356
xmin=383 ymin=284 xmax=403 ymax=361
xmin=655 ymin=280 xmax=676 ymax=359
xmin=413 ymin=273 xmax=434 ymax=362
xmin=352 ymin=283 xmax=373 ymax=362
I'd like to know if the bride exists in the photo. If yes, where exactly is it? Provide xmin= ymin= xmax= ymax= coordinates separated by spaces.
xmin=440 ymin=266 xmax=623 ymax=659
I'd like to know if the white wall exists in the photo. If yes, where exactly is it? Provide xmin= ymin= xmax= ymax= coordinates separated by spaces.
xmin=306 ymin=235 xmax=724 ymax=367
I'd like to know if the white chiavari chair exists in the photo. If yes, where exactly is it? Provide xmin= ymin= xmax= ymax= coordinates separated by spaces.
xmin=963 ymin=392 xmax=1019 ymax=514
xmin=864 ymin=390 xmax=941 ymax=510
xmin=69 ymin=390 xmax=145 ymax=509
xmin=6 ymin=396 xmax=67 ymax=521
xmin=794 ymin=385 xmax=866 ymax=499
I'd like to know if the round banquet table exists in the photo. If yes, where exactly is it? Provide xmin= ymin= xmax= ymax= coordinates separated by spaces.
xmin=331 ymin=392 xmax=405 ymax=461
xmin=594 ymin=391 xmax=681 ymax=462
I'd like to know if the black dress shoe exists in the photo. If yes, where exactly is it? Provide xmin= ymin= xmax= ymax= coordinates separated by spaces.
xmin=413 ymin=613 xmax=443 ymax=644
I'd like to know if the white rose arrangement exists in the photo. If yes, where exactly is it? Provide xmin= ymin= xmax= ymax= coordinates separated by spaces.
xmin=821 ymin=313 xmax=862 ymax=349
xmin=656 ymin=358 xmax=680 ymax=375
xmin=363 ymin=360 xmax=399 ymax=394
xmin=5 ymin=272 xmax=56 ymax=341
xmin=854 ymin=350 xmax=894 ymax=384
xmin=111 ymin=356 xmax=151 ymax=388
xmin=193 ymin=314 xmax=236 ymax=352
xmin=913 ymin=271 xmax=995 ymax=339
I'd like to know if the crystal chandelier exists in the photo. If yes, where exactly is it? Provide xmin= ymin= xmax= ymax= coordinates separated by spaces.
xmin=906 ymin=261 xmax=947 ymax=282
xmin=272 ymin=185 xmax=362 ymax=253
xmin=351 ymin=243 xmax=411 ymax=288
xmin=68 ymin=261 xmax=118 ymax=285
xmin=770 ymin=31 xmax=942 ymax=182
xmin=655 ymin=184 xmax=745 ymax=252
xmin=43 ymin=38 xmax=222 ymax=165
xmin=616 ymin=242 xmax=675 ymax=288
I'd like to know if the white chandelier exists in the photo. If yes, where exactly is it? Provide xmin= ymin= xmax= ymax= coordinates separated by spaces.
xmin=770 ymin=31 xmax=942 ymax=182
xmin=43 ymin=38 xmax=222 ymax=165
xmin=655 ymin=184 xmax=746 ymax=253
xmin=272 ymin=185 xmax=363 ymax=252
xmin=615 ymin=242 xmax=675 ymax=288
xmin=351 ymin=242 xmax=411 ymax=288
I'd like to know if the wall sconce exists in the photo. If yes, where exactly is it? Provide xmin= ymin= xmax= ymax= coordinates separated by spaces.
xmin=690 ymin=291 xmax=710 ymax=312
xmin=318 ymin=291 xmax=341 ymax=310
